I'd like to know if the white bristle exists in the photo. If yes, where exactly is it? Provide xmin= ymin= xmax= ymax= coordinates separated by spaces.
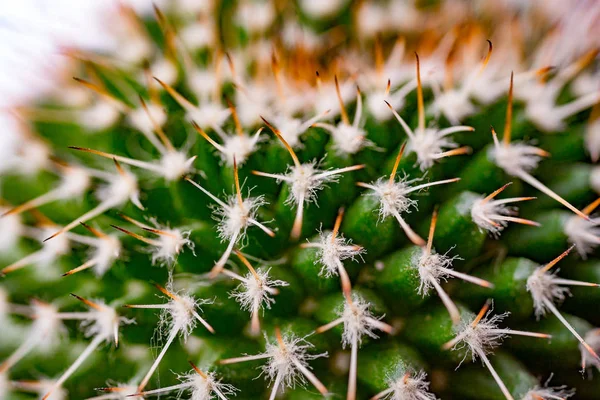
xmin=564 ymin=215 xmax=600 ymax=258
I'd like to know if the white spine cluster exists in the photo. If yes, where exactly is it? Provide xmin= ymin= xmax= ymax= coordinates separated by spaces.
xmin=218 ymin=329 xmax=328 ymax=399
xmin=446 ymin=310 xmax=511 ymax=362
xmin=134 ymin=365 xmax=238 ymax=400
xmin=158 ymin=289 xmax=213 ymax=339
xmin=187 ymin=174 xmax=273 ymax=275
xmin=127 ymin=284 xmax=214 ymax=394
xmin=253 ymin=130 xmax=363 ymax=240
xmin=564 ymin=215 xmax=600 ymax=258
xmin=315 ymin=84 xmax=370 ymax=155
xmin=526 ymin=266 xmax=572 ymax=319
xmin=491 ymin=140 xmax=544 ymax=177
xmin=416 ymin=250 xmax=459 ymax=296
xmin=111 ymin=216 xmax=193 ymax=267
xmin=338 ymin=295 xmax=389 ymax=347
xmin=371 ymin=368 xmax=437 ymax=400
xmin=470 ymin=183 xmax=538 ymax=236
xmin=41 ymin=297 xmax=131 ymax=400
xmin=261 ymin=333 xmax=327 ymax=392
xmin=444 ymin=303 xmax=551 ymax=400
xmin=526 ymin=247 xmax=600 ymax=367
xmin=388 ymin=105 xmax=473 ymax=171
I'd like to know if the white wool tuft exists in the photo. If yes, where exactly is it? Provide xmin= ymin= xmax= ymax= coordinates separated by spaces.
xmin=521 ymin=384 xmax=575 ymax=400
xmin=220 ymin=132 xmax=263 ymax=166
xmin=127 ymin=103 xmax=167 ymax=134
xmin=80 ymin=301 xmax=130 ymax=342
xmin=0 ymin=207 xmax=23 ymax=253
xmin=339 ymin=295 xmax=385 ymax=348
xmin=262 ymin=333 xmax=327 ymax=389
xmin=580 ymin=328 xmax=600 ymax=372
xmin=89 ymin=235 xmax=121 ymax=276
xmin=564 ymin=216 xmax=600 ymax=258
xmin=29 ymin=302 xmax=68 ymax=353
xmin=180 ymin=21 xmax=216 ymax=50
xmin=432 ymin=90 xmax=476 ymax=124
xmin=471 ymin=196 xmax=518 ymax=236
xmin=188 ymin=103 xmax=231 ymax=131
xmin=148 ymin=58 xmax=178 ymax=86
xmin=39 ymin=227 xmax=72 ymax=264
xmin=159 ymin=151 xmax=195 ymax=181
xmin=96 ymin=170 xmax=141 ymax=208
xmin=385 ymin=368 xmax=437 ymax=400
xmin=283 ymin=163 xmax=343 ymax=208
xmin=415 ymin=250 xmax=458 ymax=296
xmin=526 ymin=268 xmax=571 ymax=319
xmin=81 ymin=101 xmax=122 ymax=132
xmin=334 ymin=123 xmax=369 ymax=155
xmin=173 ymin=370 xmax=238 ymax=400
xmin=216 ymin=196 xmax=268 ymax=241
xmin=491 ymin=142 xmax=543 ymax=176
xmin=409 ymin=127 xmax=460 ymax=171
xmin=448 ymin=309 xmax=510 ymax=362
xmin=367 ymin=177 xmax=418 ymax=220
xmin=188 ymin=70 xmax=220 ymax=101
xmin=158 ymin=288 xmax=211 ymax=340
xmin=15 ymin=139 xmax=51 ymax=176
xmin=314 ymin=231 xmax=365 ymax=278
xmin=56 ymin=167 xmax=92 ymax=199
xmin=236 ymin=1 xmax=275 ymax=34
xmin=229 ymin=267 xmax=288 ymax=313
xmin=151 ymin=227 xmax=193 ymax=266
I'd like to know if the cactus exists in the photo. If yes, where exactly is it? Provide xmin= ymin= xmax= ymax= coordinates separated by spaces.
xmin=2 ymin=2 xmax=600 ymax=400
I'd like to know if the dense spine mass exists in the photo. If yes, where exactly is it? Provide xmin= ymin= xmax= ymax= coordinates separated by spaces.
xmin=1 ymin=1 xmax=600 ymax=400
